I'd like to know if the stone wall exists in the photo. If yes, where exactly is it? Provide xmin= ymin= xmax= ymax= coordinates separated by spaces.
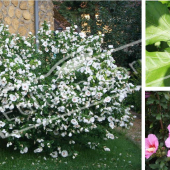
xmin=0 ymin=0 xmax=54 ymax=37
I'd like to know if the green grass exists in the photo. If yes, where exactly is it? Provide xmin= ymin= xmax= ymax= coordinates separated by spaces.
xmin=0 ymin=131 xmax=141 ymax=170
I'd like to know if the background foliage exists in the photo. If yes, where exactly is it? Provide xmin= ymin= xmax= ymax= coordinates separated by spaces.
xmin=53 ymin=1 xmax=141 ymax=69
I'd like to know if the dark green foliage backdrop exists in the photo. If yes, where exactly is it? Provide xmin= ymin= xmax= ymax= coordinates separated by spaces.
xmin=53 ymin=1 xmax=141 ymax=68
xmin=146 ymin=92 xmax=170 ymax=139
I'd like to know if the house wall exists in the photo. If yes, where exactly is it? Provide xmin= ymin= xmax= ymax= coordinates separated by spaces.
xmin=0 ymin=0 xmax=54 ymax=37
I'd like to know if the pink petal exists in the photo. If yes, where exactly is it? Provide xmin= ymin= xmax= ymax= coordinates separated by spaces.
xmin=148 ymin=134 xmax=159 ymax=148
xmin=165 ymin=137 xmax=170 ymax=148
xmin=145 ymin=152 xmax=153 ymax=159
xmin=167 ymin=150 xmax=170 ymax=157
xmin=145 ymin=138 xmax=150 ymax=149
xmin=168 ymin=125 xmax=170 ymax=133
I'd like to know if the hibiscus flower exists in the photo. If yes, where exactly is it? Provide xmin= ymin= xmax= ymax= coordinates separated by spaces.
xmin=145 ymin=134 xmax=159 ymax=159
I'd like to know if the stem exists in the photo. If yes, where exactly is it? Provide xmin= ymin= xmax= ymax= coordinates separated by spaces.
xmin=157 ymin=93 xmax=164 ymax=130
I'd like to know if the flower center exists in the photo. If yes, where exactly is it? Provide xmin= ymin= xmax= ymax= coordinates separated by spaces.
xmin=146 ymin=147 xmax=156 ymax=152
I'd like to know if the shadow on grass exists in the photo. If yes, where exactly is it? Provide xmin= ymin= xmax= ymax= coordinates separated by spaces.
xmin=0 ymin=130 xmax=141 ymax=170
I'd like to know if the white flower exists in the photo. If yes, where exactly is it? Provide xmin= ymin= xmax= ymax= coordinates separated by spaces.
xmin=117 ymin=74 xmax=123 ymax=80
xmin=106 ymin=133 xmax=114 ymax=139
xmin=130 ymin=122 xmax=133 ymax=126
xmin=135 ymin=86 xmax=141 ymax=91
xmin=37 ymin=118 xmax=41 ymax=124
xmin=85 ymin=90 xmax=91 ymax=96
xmin=0 ymin=121 xmax=5 ymax=127
xmin=97 ymin=75 xmax=105 ymax=81
xmin=0 ymin=49 xmax=2 ymax=55
xmin=0 ymin=77 xmax=7 ymax=86
xmin=120 ymin=121 xmax=125 ymax=127
xmin=109 ymin=122 xmax=115 ymax=129
xmin=9 ymin=94 xmax=17 ymax=102
xmin=104 ymin=96 xmax=111 ymax=103
xmin=61 ymin=150 xmax=68 ymax=157
xmin=15 ymin=117 xmax=21 ymax=124
xmin=68 ymin=132 xmax=72 ymax=137
xmin=55 ymin=30 xmax=59 ymax=34
xmin=96 ymin=92 xmax=103 ymax=100
xmin=11 ymin=130 xmax=21 ymax=138
xmin=37 ymin=139 xmax=44 ymax=143
xmin=45 ymin=47 xmax=49 ymax=52
xmin=122 ymin=115 xmax=130 ymax=122
xmin=10 ymin=62 xmax=15 ymax=67
xmin=104 ymin=147 xmax=110 ymax=151
xmin=72 ymin=97 xmax=78 ymax=103
xmin=58 ymin=106 xmax=65 ymax=112
xmin=34 ymin=147 xmax=43 ymax=153
xmin=89 ymin=117 xmax=95 ymax=123
xmin=22 ymin=83 xmax=29 ymax=91
xmin=5 ymin=38 xmax=9 ymax=44
xmin=74 ymin=25 xmax=78 ymax=29
xmin=51 ymin=84 xmax=56 ymax=90
xmin=52 ymin=46 xmax=58 ymax=54
xmin=119 ymin=94 xmax=125 ymax=102
xmin=42 ymin=119 xmax=48 ymax=126
xmin=79 ymin=32 xmax=86 ymax=38
xmin=87 ymin=60 xmax=93 ymax=66
xmin=85 ymin=128 xmax=89 ymax=132
xmin=98 ymin=116 xmax=105 ymax=122
xmin=50 ymin=151 xmax=58 ymax=158
xmin=40 ymin=75 xmax=44 ymax=79
xmin=71 ymin=119 xmax=78 ymax=125
xmin=7 ymin=142 xmax=12 ymax=147
xmin=20 ymin=147 xmax=28 ymax=154
xmin=108 ymin=116 xmax=114 ymax=122
xmin=42 ymin=41 xmax=47 ymax=47
xmin=108 ymin=45 xmax=113 ymax=49
xmin=66 ymin=27 xmax=70 ymax=30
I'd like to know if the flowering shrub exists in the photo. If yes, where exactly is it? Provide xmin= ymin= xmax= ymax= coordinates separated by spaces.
xmin=0 ymin=22 xmax=136 ymax=158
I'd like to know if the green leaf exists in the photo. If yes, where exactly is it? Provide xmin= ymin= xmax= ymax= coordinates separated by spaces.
xmin=146 ymin=1 xmax=170 ymax=46
xmin=146 ymin=50 xmax=170 ymax=87
xmin=149 ymin=164 xmax=160 ymax=169
xmin=163 ymin=166 xmax=168 ymax=170
xmin=159 ymin=0 xmax=170 ymax=7
xmin=156 ymin=114 xmax=161 ymax=120
xmin=160 ymin=161 xmax=165 ymax=168
xmin=146 ymin=2 xmax=170 ymax=86
xmin=167 ymin=41 xmax=170 ymax=47
xmin=149 ymin=123 xmax=153 ymax=129
xmin=164 ymin=93 xmax=170 ymax=100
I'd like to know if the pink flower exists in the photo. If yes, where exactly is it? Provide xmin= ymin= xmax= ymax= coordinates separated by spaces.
xmin=167 ymin=150 xmax=170 ymax=157
xmin=165 ymin=125 xmax=170 ymax=148
xmin=145 ymin=92 xmax=151 ymax=98
xmin=145 ymin=134 xmax=159 ymax=159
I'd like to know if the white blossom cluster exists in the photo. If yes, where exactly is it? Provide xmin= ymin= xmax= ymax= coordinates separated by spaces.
xmin=0 ymin=23 xmax=137 ymax=158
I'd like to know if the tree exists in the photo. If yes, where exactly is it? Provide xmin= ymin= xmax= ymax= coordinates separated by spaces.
xmin=53 ymin=1 xmax=141 ymax=68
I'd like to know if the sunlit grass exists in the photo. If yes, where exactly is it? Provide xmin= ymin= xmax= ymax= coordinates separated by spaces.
xmin=0 ymin=130 xmax=141 ymax=170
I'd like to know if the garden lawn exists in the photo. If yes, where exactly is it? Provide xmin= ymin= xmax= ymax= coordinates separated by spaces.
xmin=0 ymin=131 xmax=141 ymax=170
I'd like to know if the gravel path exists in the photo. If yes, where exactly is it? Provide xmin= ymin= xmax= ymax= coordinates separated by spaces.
xmin=115 ymin=111 xmax=141 ymax=147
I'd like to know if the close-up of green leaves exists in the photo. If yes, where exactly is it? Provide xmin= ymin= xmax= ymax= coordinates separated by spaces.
xmin=146 ymin=1 xmax=170 ymax=87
